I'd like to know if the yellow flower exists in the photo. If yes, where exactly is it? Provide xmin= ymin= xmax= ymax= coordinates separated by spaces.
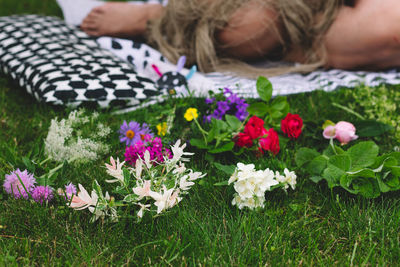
xmin=184 ymin=108 xmax=199 ymax=122
xmin=156 ymin=122 xmax=168 ymax=136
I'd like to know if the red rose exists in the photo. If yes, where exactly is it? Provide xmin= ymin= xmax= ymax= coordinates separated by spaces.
xmin=235 ymin=132 xmax=253 ymax=148
xmin=244 ymin=116 xmax=266 ymax=140
xmin=259 ymin=128 xmax=280 ymax=155
xmin=281 ymin=113 xmax=303 ymax=139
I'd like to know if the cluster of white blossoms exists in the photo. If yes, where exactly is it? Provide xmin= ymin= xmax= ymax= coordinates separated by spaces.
xmin=228 ymin=163 xmax=297 ymax=210
xmin=44 ymin=110 xmax=111 ymax=163
xmin=69 ymin=140 xmax=205 ymax=222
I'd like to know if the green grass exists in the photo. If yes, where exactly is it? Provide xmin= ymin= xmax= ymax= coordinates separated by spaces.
xmin=1 ymin=1 xmax=400 ymax=265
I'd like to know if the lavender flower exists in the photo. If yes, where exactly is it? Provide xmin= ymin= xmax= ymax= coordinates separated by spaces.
xmin=204 ymin=88 xmax=248 ymax=122
xmin=139 ymin=123 xmax=154 ymax=141
xmin=119 ymin=121 xmax=143 ymax=147
xmin=32 ymin=186 xmax=54 ymax=204
xmin=3 ymin=169 xmax=36 ymax=199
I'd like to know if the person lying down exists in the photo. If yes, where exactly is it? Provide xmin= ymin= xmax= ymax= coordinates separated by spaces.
xmin=80 ymin=0 xmax=400 ymax=78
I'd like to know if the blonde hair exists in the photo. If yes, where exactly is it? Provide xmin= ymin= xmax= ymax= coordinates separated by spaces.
xmin=147 ymin=0 xmax=342 ymax=78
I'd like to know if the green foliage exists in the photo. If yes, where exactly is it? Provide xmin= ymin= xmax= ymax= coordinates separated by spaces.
xmin=296 ymin=141 xmax=400 ymax=198
xmin=247 ymin=77 xmax=290 ymax=127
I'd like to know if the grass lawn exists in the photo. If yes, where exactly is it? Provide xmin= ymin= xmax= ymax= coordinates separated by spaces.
xmin=1 ymin=1 xmax=400 ymax=265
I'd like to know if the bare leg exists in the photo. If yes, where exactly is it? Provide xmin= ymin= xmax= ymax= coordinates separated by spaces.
xmin=324 ymin=0 xmax=400 ymax=69
xmin=80 ymin=2 xmax=163 ymax=37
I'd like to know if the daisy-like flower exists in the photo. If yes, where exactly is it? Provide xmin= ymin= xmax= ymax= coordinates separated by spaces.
xmin=119 ymin=121 xmax=143 ymax=147
xmin=32 ymin=186 xmax=54 ymax=204
xmin=184 ymin=108 xmax=199 ymax=122
xmin=3 ymin=169 xmax=36 ymax=199
xmin=139 ymin=123 xmax=154 ymax=141
xmin=105 ymin=157 xmax=125 ymax=184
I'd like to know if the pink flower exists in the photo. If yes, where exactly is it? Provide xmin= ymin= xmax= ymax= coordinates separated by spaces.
xmin=3 ymin=169 xmax=36 ymax=199
xmin=132 ymin=180 xmax=153 ymax=200
xmin=323 ymin=121 xmax=358 ymax=145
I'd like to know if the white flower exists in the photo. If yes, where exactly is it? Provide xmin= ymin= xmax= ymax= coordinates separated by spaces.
xmin=168 ymin=189 xmax=182 ymax=208
xmin=68 ymin=184 xmax=98 ymax=210
xmin=275 ymin=169 xmax=297 ymax=190
xmin=137 ymin=203 xmax=150 ymax=218
xmin=105 ymin=157 xmax=125 ymax=184
xmin=132 ymin=180 xmax=153 ymax=200
xmin=258 ymin=168 xmax=279 ymax=192
xmin=149 ymin=186 xmax=174 ymax=214
xmin=143 ymin=150 xmax=152 ymax=169
xmin=179 ymin=175 xmax=194 ymax=191
xmin=170 ymin=140 xmax=194 ymax=163
xmin=188 ymin=170 xmax=205 ymax=181
xmin=173 ymin=162 xmax=186 ymax=174
xmin=135 ymin=158 xmax=143 ymax=179
xmin=283 ymin=168 xmax=297 ymax=190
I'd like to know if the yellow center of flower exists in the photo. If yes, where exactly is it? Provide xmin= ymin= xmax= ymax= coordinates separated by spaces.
xmin=126 ymin=130 xmax=135 ymax=139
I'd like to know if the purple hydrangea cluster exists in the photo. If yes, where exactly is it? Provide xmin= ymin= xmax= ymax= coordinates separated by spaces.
xmin=204 ymin=88 xmax=248 ymax=122
xmin=32 ymin=186 xmax=54 ymax=205
xmin=124 ymin=135 xmax=172 ymax=166
xmin=119 ymin=121 xmax=154 ymax=147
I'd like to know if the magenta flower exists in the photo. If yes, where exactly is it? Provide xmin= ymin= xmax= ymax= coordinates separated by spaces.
xmin=323 ymin=121 xmax=358 ymax=145
xmin=32 ymin=186 xmax=54 ymax=204
xmin=124 ymin=137 xmax=172 ymax=166
xmin=119 ymin=121 xmax=143 ymax=147
xmin=3 ymin=169 xmax=36 ymax=199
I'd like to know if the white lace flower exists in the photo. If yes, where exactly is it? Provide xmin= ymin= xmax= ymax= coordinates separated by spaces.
xmin=283 ymin=168 xmax=297 ymax=190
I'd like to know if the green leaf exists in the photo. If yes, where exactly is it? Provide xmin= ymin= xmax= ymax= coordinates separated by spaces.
xmin=295 ymin=147 xmax=320 ymax=167
xmin=354 ymin=120 xmax=393 ymax=137
xmin=123 ymin=194 xmax=138 ymax=203
xmin=256 ymin=76 xmax=273 ymax=102
xmin=328 ymin=154 xmax=351 ymax=171
xmin=339 ymin=175 xmax=357 ymax=194
xmin=213 ymin=162 xmax=236 ymax=175
xmin=270 ymin=110 xmax=283 ymax=120
xmin=307 ymin=155 xmax=328 ymax=176
xmin=390 ymin=166 xmax=400 ymax=177
xmin=247 ymin=102 xmax=269 ymax=117
xmin=123 ymin=169 xmax=130 ymax=186
xmin=225 ymin=115 xmax=242 ymax=131
xmin=323 ymin=164 xmax=346 ymax=188
xmin=347 ymin=168 xmax=375 ymax=178
xmin=190 ymin=138 xmax=209 ymax=149
xmin=348 ymin=141 xmax=379 ymax=170
xmin=352 ymin=178 xmax=380 ymax=198
xmin=214 ymin=181 xmax=229 ymax=186
xmin=323 ymin=145 xmax=345 ymax=157
xmin=376 ymin=176 xmax=392 ymax=193
xmin=208 ymin=142 xmax=235 ymax=154
xmin=310 ymin=176 xmax=324 ymax=183
xmin=270 ymin=96 xmax=288 ymax=111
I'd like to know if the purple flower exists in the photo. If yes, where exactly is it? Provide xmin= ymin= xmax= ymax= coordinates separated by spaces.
xmin=217 ymin=101 xmax=230 ymax=115
xmin=65 ymin=183 xmax=77 ymax=200
xmin=3 ymin=169 xmax=36 ymax=199
xmin=32 ymin=186 xmax=54 ymax=204
xmin=119 ymin=121 xmax=144 ymax=147
xmin=205 ymin=97 xmax=215 ymax=104
xmin=139 ymin=123 xmax=154 ymax=141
